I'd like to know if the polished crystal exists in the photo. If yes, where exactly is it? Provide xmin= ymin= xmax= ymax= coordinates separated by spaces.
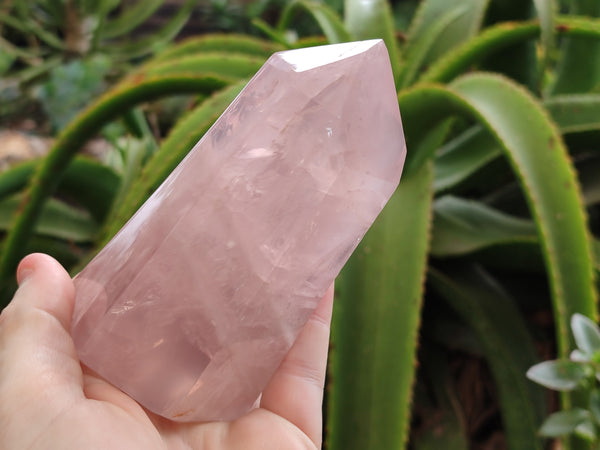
xmin=71 ymin=39 xmax=406 ymax=422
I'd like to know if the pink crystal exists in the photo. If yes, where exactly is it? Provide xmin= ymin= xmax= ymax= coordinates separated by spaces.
xmin=71 ymin=39 xmax=406 ymax=422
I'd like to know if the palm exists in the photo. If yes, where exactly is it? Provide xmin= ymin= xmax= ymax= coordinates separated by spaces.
xmin=0 ymin=254 xmax=332 ymax=450
xmin=70 ymin=371 xmax=318 ymax=450
xmin=37 ymin=371 xmax=315 ymax=449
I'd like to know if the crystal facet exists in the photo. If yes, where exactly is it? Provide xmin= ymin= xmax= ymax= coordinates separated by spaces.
xmin=71 ymin=39 xmax=406 ymax=422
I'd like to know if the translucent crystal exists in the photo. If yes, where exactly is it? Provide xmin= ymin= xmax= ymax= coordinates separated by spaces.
xmin=71 ymin=39 xmax=406 ymax=422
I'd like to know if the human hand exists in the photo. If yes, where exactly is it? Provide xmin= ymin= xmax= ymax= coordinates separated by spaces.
xmin=0 ymin=253 xmax=333 ymax=449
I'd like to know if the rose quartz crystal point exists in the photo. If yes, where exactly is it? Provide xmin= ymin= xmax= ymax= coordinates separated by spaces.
xmin=71 ymin=39 xmax=406 ymax=422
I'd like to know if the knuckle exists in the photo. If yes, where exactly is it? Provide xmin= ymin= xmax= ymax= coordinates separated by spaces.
xmin=280 ymin=357 xmax=325 ymax=389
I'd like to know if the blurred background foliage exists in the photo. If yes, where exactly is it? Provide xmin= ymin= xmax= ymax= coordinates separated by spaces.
xmin=1 ymin=0 xmax=599 ymax=448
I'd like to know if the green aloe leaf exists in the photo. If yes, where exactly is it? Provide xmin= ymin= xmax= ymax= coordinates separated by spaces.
xmin=431 ymin=196 xmax=537 ymax=257
xmin=251 ymin=18 xmax=291 ymax=47
xmin=404 ymin=119 xmax=453 ymax=177
xmin=0 ymin=194 xmax=97 ymax=243
xmin=450 ymin=73 xmax=598 ymax=357
xmin=397 ymin=6 xmax=467 ymax=88
xmin=419 ymin=19 xmax=538 ymax=83
xmin=107 ymin=0 xmax=195 ymax=59
xmin=100 ymin=0 xmax=164 ymax=39
xmin=429 ymin=265 xmax=546 ymax=450
xmin=0 ymin=34 xmax=40 ymax=63
xmin=291 ymin=36 xmax=328 ymax=48
xmin=0 ymin=11 xmax=64 ymax=51
xmin=121 ymin=109 xmax=147 ymax=140
xmin=532 ymin=0 xmax=557 ymax=73
xmin=406 ymin=0 xmax=489 ymax=65
xmin=539 ymin=409 xmax=592 ymax=437
xmin=430 ymin=199 xmax=543 ymax=272
xmin=434 ymin=94 xmax=600 ymax=195
xmin=96 ymin=0 xmax=122 ymax=17
xmin=421 ymin=16 xmax=600 ymax=84
xmin=327 ymin=162 xmax=434 ymax=450
xmin=433 ymin=126 xmax=501 ymax=193
xmin=552 ymin=2 xmax=600 ymax=94
xmin=37 ymin=0 xmax=67 ymax=22
xmin=3 ymin=55 xmax=62 ymax=87
xmin=143 ymin=53 xmax=264 ymax=79
xmin=397 ymin=88 xmax=461 ymax=176
xmin=571 ymin=313 xmax=600 ymax=356
xmin=479 ymin=1 xmax=538 ymax=90
xmin=0 ymin=160 xmax=38 ymax=199
xmin=278 ymin=0 xmax=351 ymax=44
xmin=430 ymin=196 xmax=600 ymax=276
xmin=527 ymin=360 xmax=589 ymax=391
xmin=55 ymin=157 xmax=121 ymax=223
xmin=102 ymin=136 xmax=151 ymax=228
xmin=152 ymin=34 xmax=282 ymax=63
xmin=0 ymin=157 xmax=120 ymax=222
xmin=344 ymin=0 xmax=400 ymax=81
xmin=545 ymin=95 xmax=600 ymax=133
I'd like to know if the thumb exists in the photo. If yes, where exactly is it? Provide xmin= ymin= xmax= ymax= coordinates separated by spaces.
xmin=0 ymin=253 xmax=84 ymax=441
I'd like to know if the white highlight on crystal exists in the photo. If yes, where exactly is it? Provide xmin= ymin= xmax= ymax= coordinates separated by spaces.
xmin=241 ymin=147 xmax=275 ymax=159
xmin=278 ymin=39 xmax=381 ymax=72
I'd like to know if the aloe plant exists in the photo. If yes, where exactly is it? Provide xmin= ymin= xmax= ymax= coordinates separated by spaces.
xmin=0 ymin=0 xmax=599 ymax=448
xmin=0 ymin=0 xmax=196 ymax=124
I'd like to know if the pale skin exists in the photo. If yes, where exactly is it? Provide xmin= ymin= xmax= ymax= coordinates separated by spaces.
xmin=0 ymin=253 xmax=334 ymax=449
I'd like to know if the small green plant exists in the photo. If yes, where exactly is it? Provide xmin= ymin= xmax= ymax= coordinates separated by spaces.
xmin=528 ymin=314 xmax=600 ymax=445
